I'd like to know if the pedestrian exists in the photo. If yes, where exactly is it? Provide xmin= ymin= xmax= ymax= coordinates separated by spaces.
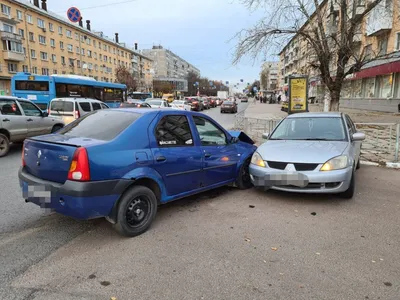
xmin=278 ymin=94 xmax=281 ymax=104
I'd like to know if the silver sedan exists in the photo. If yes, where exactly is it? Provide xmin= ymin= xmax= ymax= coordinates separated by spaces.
xmin=249 ymin=112 xmax=365 ymax=198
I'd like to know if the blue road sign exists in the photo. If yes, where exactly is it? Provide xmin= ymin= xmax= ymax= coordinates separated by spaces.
xmin=240 ymin=79 xmax=244 ymax=82
xmin=67 ymin=7 xmax=81 ymax=23
xmin=226 ymin=81 xmax=229 ymax=85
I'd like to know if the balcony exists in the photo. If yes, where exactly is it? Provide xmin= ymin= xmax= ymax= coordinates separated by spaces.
xmin=0 ymin=15 xmax=20 ymax=25
xmin=0 ymin=31 xmax=22 ymax=42
xmin=3 ymin=50 xmax=24 ymax=62
xmin=366 ymin=1 xmax=393 ymax=36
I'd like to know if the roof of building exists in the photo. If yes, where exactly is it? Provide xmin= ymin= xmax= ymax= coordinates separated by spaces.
xmin=12 ymin=0 xmax=138 ymax=55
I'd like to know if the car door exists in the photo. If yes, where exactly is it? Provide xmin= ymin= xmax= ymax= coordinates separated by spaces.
xmin=150 ymin=113 xmax=203 ymax=196
xmin=344 ymin=114 xmax=361 ymax=164
xmin=17 ymin=100 xmax=47 ymax=137
xmin=0 ymin=99 xmax=27 ymax=142
xmin=192 ymin=115 xmax=240 ymax=187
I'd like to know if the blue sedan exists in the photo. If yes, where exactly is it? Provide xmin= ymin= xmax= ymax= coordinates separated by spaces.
xmin=19 ymin=109 xmax=257 ymax=237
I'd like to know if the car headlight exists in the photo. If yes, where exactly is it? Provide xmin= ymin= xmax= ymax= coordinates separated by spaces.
xmin=320 ymin=155 xmax=349 ymax=171
xmin=251 ymin=152 xmax=266 ymax=168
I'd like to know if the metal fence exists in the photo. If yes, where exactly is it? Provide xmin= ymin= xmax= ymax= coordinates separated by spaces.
xmin=233 ymin=113 xmax=400 ymax=163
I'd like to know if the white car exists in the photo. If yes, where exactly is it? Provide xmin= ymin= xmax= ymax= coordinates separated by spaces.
xmin=147 ymin=99 xmax=171 ymax=108
xmin=171 ymin=100 xmax=191 ymax=111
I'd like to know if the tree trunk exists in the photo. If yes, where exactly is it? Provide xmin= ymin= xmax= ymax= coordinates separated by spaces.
xmin=329 ymin=89 xmax=340 ymax=111
xmin=323 ymin=88 xmax=331 ymax=112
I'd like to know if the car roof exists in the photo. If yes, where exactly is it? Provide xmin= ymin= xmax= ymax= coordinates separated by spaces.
xmin=51 ymin=98 xmax=103 ymax=103
xmin=0 ymin=96 xmax=23 ymax=101
xmin=286 ymin=112 xmax=343 ymax=118
xmin=111 ymin=108 xmax=213 ymax=117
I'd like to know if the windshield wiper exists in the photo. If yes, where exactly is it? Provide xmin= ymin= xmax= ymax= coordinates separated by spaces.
xmin=303 ymin=138 xmax=330 ymax=141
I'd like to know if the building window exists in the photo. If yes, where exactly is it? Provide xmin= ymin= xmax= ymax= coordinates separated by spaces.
xmin=52 ymin=54 xmax=57 ymax=62
xmin=395 ymin=32 xmax=400 ymax=51
xmin=81 ymin=48 xmax=85 ymax=55
xmin=58 ymin=26 xmax=63 ymax=34
xmin=30 ymin=49 xmax=36 ymax=58
xmin=18 ymin=29 xmax=24 ymax=38
xmin=60 ymin=41 xmax=64 ymax=49
xmin=377 ymin=35 xmax=388 ymax=56
xmin=37 ymin=18 xmax=45 ymax=28
xmin=23 ymin=65 xmax=29 ymax=72
xmin=93 ymin=40 xmax=96 ymax=47
xmin=69 ymin=58 xmax=75 ymax=67
xmin=76 ymin=46 xmax=80 ymax=54
xmin=3 ymin=24 xmax=13 ymax=33
xmin=87 ymin=50 xmax=92 ymax=57
xmin=42 ymin=68 xmax=49 ymax=75
xmin=40 ymin=51 xmax=48 ymax=61
xmin=77 ymin=60 xmax=81 ymax=68
xmin=38 ymin=35 xmax=46 ymax=45
xmin=86 ymin=38 xmax=91 ymax=45
xmin=17 ymin=10 xmax=23 ymax=20
xmin=26 ymin=14 xmax=33 ymax=24
xmin=94 ymin=52 xmax=97 ymax=59
xmin=75 ymin=33 xmax=79 ymax=40
xmin=32 ymin=66 xmax=38 ymax=74
xmin=376 ymin=74 xmax=393 ymax=98
xmin=1 ymin=4 xmax=11 ymax=16
xmin=8 ymin=63 xmax=18 ymax=73
xmin=67 ymin=44 xmax=73 ymax=52
xmin=61 ymin=56 xmax=65 ymax=64
xmin=103 ymin=44 xmax=107 ymax=51
xmin=49 ymin=23 xmax=54 ymax=32
xmin=66 ymin=30 xmax=72 ymax=38
xmin=53 ymin=69 xmax=58 ymax=74
xmin=5 ymin=40 xmax=23 ymax=53
xmin=95 ymin=64 xmax=98 ymax=71
xmin=50 ymin=38 xmax=55 ymax=47
xmin=98 ymin=42 xmax=101 ymax=49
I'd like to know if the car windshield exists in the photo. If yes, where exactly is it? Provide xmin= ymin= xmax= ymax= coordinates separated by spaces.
xmin=149 ymin=100 xmax=162 ymax=106
xmin=269 ymin=117 xmax=347 ymax=141
xmin=50 ymin=100 xmax=74 ymax=112
xmin=224 ymin=101 xmax=233 ymax=105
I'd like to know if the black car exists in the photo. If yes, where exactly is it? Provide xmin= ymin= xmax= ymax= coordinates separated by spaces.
xmin=220 ymin=101 xmax=238 ymax=113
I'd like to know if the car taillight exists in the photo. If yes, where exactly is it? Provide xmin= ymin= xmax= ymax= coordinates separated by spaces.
xmin=21 ymin=143 xmax=26 ymax=167
xmin=193 ymin=101 xmax=198 ymax=105
xmin=68 ymin=147 xmax=90 ymax=181
xmin=74 ymin=110 xmax=80 ymax=119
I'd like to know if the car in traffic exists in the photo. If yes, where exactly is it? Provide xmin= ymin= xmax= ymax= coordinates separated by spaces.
xmin=186 ymin=98 xmax=203 ymax=111
xmin=281 ymin=100 xmax=289 ymax=112
xmin=240 ymin=97 xmax=248 ymax=103
xmin=220 ymin=101 xmax=238 ymax=114
xmin=19 ymin=108 xmax=257 ymax=237
xmin=0 ymin=96 xmax=65 ymax=157
xmin=146 ymin=99 xmax=171 ymax=108
xmin=249 ymin=112 xmax=365 ymax=199
xmin=120 ymin=100 xmax=152 ymax=108
xmin=200 ymin=98 xmax=210 ymax=110
xmin=209 ymin=97 xmax=217 ymax=108
xmin=171 ymin=100 xmax=191 ymax=111
xmin=48 ymin=98 xmax=109 ymax=125
xmin=216 ymin=98 xmax=224 ymax=106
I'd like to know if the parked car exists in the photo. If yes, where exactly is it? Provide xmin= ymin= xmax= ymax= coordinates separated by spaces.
xmin=146 ymin=99 xmax=171 ymax=108
xmin=281 ymin=100 xmax=289 ymax=112
xmin=171 ymin=100 xmax=191 ymax=111
xmin=19 ymin=109 xmax=257 ymax=237
xmin=249 ymin=112 xmax=365 ymax=199
xmin=120 ymin=100 xmax=152 ymax=108
xmin=220 ymin=101 xmax=238 ymax=114
xmin=0 ymin=96 xmax=65 ymax=157
xmin=48 ymin=98 xmax=109 ymax=125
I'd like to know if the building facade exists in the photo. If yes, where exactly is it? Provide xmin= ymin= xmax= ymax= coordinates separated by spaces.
xmin=131 ymin=47 xmax=153 ymax=92
xmin=278 ymin=0 xmax=400 ymax=112
xmin=260 ymin=61 xmax=279 ymax=94
xmin=142 ymin=45 xmax=200 ymax=93
xmin=0 ymin=0 xmax=135 ymax=95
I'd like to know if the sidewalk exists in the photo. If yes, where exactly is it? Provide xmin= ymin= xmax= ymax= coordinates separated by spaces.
xmin=245 ymin=101 xmax=400 ymax=123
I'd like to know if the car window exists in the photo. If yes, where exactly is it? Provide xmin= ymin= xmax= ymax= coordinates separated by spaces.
xmin=149 ymin=101 xmax=162 ymax=106
xmin=92 ymin=102 xmax=101 ymax=111
xmin=0 ymin=100 xmax=22 ymax=115
xmin=155 ymin=115 xmax=193 ymax=147
xmin=50 ymin=100 xmax=74 ymax=112
xmin=141 ymin=103 xmax=151 ymax=108
xmin=19 ymin=101 xmax=42 ymax=117
xmin=100 ymin=103 xmax=109 ymax=109
xmin=345 ymin=115 xmax=356 ymax=133
xmin=57 ymin=110 xmax=140 ymax=141
xmin=79 ymin=102 xmax=91 ymax=112
xmin=270 ymin=117 xmax=347 ymax=141
xmin=193 ymin=116 xmax=227 ymax=146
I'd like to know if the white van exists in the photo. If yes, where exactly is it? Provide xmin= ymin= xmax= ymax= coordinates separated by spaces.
xmin=48 ymin=98 xmax=109 ymax=125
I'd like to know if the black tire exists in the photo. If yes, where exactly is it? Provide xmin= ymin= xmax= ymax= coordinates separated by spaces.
xmin=0 ymin=133 xmax=10 ymax=158
xmin=114 ymin=185 xmax=158 ymax=237
xmin=339 ymin=169 xmax=355 ymax=199
xmin=51 ymin=125 xmax=63 ymax=133
xmin=236 ymin=158 xmax=253 ymax=190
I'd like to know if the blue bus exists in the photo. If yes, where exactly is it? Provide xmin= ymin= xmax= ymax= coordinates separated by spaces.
xmin=128 ymin=92 xmax=153 ymax=101
xmin=11 ymin=73 xmax=127 ymax=110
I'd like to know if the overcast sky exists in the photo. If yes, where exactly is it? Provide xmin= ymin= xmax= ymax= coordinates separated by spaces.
xmin=45 ymin=0 xmax=274 ymax=88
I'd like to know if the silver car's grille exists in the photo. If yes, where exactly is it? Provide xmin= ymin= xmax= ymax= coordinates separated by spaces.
xmin=267 ymin=161 xmax=319 ymax=171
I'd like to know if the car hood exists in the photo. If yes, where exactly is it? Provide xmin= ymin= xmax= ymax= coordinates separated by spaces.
xmin=257 ymin=140 xmax=349 ymax=164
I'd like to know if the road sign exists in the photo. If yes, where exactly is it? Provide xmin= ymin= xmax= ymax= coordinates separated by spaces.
xmin=67 ymin=7 xmax=81 ymax=23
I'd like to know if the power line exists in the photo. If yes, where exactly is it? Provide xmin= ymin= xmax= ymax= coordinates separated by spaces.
xmin=56 ymin=0 xmax=138 ymax=13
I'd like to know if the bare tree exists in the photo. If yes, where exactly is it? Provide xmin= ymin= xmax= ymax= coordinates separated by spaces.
xmin=115 ymin=66 xmax=137 ymax=92
xmin=234 ymin=0 xmax=391 ymax=111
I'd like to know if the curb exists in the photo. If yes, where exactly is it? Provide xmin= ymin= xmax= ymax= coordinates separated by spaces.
xmin=386 ymin=162 xmax=400 ymax=169
xmin=360 ymin=161 xmax=379 ymax=166
xmin=361 ymin=161 xmax=400 ymax=169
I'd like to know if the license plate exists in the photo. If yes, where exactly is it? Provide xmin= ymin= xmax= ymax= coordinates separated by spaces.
xmin=265 ymin=173 xmax=309 ymax=187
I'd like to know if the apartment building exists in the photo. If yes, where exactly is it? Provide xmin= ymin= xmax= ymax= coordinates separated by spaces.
xmin=131 ymin=45 xmax=153 ymax=92
xmin=142 ymin=45 xmax=200 ymax=93
xmin=278 ymin=0 xmax=400 ymax=112
xmin=0 ymin=0 xmax=135 ymax=95
xmin=260 ymin=61 xmax=279 ymax=94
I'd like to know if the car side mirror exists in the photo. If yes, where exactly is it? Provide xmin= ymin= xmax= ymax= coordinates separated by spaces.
xmin=42 ymin=111 xmax=49 ymax=117
xmin=230 ymin=136 xmax=239 ymax=144
xmin=352 ymin=132 xmax=366 ymax=141
xmin=262 ymin=132 xmax=269 ymax=139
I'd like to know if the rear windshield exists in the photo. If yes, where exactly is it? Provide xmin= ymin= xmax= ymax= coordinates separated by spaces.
xmin=50 ymin=100 xmax=74 ymax=112
xmin=224 ymin=101 xmax=233 ymax=105
xmin=57 ymin=110 xmax=141 ymax=141
xmin=149 ymin=100 xmax=162 ymax=106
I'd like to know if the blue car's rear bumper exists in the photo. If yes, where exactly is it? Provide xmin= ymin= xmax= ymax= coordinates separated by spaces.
xmin=19 ymin=167 xmax=130 ymax=220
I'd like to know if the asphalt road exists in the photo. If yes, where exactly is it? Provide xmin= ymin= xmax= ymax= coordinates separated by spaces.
xmin=1 ymin=102 xmax=400 ymax=300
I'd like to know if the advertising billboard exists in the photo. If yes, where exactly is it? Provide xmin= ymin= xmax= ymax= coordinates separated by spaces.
xmin=288 ymin=76 xmax=309 ymax=114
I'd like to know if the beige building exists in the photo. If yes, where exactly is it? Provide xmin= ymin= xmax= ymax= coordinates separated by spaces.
xmin=260 ymin=61 xmax=279 ymax=94
xmin=0 ymin=0 xmax=135 ymax=95
xmin=278 ymin=0 xmax=400 ymax=112
xmin=132 ymin=47 xmax=153 ymax=92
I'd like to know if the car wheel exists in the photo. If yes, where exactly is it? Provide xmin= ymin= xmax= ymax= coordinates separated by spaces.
xmin=339 ymin=169 xmax=355 ymax=199
xmin=114 ymin=185 xmax=158 ymax=237
xmin=51 ymin=125 xmax=63 ymax=133
xmin=0 ymin=133 xmax=10 ymax=158
xmin=236 ymin=157 xmax=253 ymax=190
